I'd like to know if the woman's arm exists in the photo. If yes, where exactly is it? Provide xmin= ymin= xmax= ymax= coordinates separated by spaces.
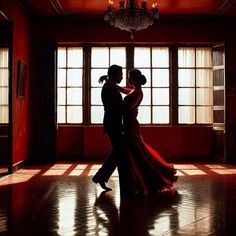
xmin=105 ymin=78 xmax=133 ymax=95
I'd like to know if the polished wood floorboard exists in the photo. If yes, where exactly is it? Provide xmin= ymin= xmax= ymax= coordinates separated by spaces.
xmin=0 ymin=162 xmax=236 ymax=236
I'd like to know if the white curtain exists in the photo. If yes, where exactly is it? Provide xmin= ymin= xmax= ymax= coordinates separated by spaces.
xmin=178 ymin=47 xmax=212 ymax=124
xmin=0 ymin=48 xmax=9 ymax=124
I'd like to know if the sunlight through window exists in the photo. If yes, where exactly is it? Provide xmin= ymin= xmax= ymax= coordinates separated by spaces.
xmin=181 ymin=169 xmax=207 ymax=175
xmin=42 ymin=164 xmax=73 ymax=176
xmin=69 ymin=169 xmax=84 ymax=176
xmin=211 ymin=169 xmax=236 ymax=175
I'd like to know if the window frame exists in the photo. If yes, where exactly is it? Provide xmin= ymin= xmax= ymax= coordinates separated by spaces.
xmin=0 ymin=47 xmax=9 ymax=124
xmin=57 ymin=46 xmax=84 ymax=125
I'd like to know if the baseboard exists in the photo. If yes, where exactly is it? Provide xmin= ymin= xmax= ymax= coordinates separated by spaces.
xmin=11 ymin=160 xmax=25 ymax=173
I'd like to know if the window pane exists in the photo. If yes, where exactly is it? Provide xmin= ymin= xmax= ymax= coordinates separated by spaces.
xmin=0 ymin=49 xmax=8 ymax=67
xmin=67 ymin=48 xmax=83 ymax=67
xmin=91 ymin=69 xmax=107 ymax=87
xmin=196 ymin=48 xmax=212 ymax=67
xmin=0 ymin=69 xmax=8 ymax=86
xmin=197 ymin=88 xmax=212 ymax=105
xmin=197 ymin=106 xmax=212 ymax=123
xmin=57 ymin=69 xmax=66 ymax=87
xmin=153 ymin=106 xmax=169 ymax=124
xmin=57 ymin=47 xmax=66 ymax=67
xmin=178 ymin=69 xmax=195 ymax=87
xmin=137 ymin=106 xmax=151 ymax=124
xmin=178 ymin=106 xmax=195 ymax=124
xmin=134 ymin=48 xmax=150 ymax=67
xmin=141 ymin=88 xmax=151 ymax=105
xmin=178 ymin=48 xmax=195 ymax=67
xmin=110 ymin=47 xmax=126 ymax=67
xmin=0 ymin=88 xmax=8 ymax=105
xmin=196 ymin=69 xmax=212 ymax=87
xmin=67 ymin=69 xmax=82 ymax=87
xmin=0 ymin=106 xmax=8 ymax=123
xmin=179 ymin=88 xmax=195 ymax=105
xmin=91 ymin=106 xmax=104 ymax=124
xmin=152 ymin=47 xmax=169 ymax=67
xmin=91 ymin=47 xmax=109 ymax=67
xmin=91 ymin=88 xmax=102 ymax=105
xmin=119 ymin=69 xmax=126 ymax=87
xmin=57 ymin=106 xmax=66 ymax=123
xmin=152 ymin=69 xmax=169 ymax=87
xmin=153 ymin=88 xmax=169 ymax=105
xmin=67 ymin=88 xmax=82 ymax=105
xmin=67 ymin=106 xmax=82 ymax=123
xmin=57 ymin=88 xmax=66 ymax=105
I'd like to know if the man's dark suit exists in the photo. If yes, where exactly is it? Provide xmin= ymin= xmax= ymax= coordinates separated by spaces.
xmin=93 ymin=81 xmax=127 ymax=183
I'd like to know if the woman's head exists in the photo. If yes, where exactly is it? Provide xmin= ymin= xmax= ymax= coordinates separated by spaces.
xmin=128 ymin=69 xmax=147 ymax=86
xmin=107 ymin=64 xmax=123 ymax=83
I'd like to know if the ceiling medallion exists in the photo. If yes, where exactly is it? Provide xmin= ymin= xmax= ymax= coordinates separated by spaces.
xmin=104 ymin=0 xmax=159 ymax=39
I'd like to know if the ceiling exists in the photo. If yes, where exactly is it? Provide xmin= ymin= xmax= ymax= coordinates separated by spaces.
xmin=18 ymin=0 xmax=236 ymax=18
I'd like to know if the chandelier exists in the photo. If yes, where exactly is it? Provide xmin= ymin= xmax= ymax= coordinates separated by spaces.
xmin=104 ymin=0 xmax=159 ymax=38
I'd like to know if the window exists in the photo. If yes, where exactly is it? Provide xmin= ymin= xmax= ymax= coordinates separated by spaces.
xmin=57 ymin=47 xmax=83 ymax=124
xmin=0 ymin=48 xmax=8 ymax=124
xmin=178 ymin=47 xmax=213 ymax=124
xmin=90 ymin=46 xmax=126 ymax=124
xmin=56 ymin=45 xmax=213 ymax=126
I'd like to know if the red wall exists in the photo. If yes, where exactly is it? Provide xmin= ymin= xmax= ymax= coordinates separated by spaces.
xmin=56 ymin=126 xmax=213 ymax=161
xmin=225 ymin=41 xmax=236 ymax=161
xmin=32 ymin=16 xmax=235 ymax=43
xmin=0 ymin=0 xmax=32 ymax=166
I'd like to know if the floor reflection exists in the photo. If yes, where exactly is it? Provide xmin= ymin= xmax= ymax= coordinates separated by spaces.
xmin=57 ymin=184 xmax=77 ymax=235
xmin=0 ymin=163 xmax=236 ymax=235
xmin=94 ymin=189 xmax=180 ymax=236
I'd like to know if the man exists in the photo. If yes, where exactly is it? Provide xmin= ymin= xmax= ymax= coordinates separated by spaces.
xmin=92 ymin=64 xmax=127 ymax=191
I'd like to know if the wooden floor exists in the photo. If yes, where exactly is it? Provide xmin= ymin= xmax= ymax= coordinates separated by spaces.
xmin=0 ymin=162 xmax=236 ymax=236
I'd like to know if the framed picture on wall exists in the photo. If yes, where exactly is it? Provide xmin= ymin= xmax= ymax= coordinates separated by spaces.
xmin=17 ymin=60 xmax=27 ymax=99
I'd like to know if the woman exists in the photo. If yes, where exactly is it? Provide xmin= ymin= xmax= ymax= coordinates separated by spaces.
xmin=101 ymin=69 xmax=178 ymax=195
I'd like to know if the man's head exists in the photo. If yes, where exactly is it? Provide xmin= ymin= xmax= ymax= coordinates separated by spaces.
xmin=108 ymin=64 xmax=123 ymax=84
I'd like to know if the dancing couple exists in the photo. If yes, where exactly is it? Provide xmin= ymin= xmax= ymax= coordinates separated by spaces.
xmin=92 ymin=64 xmax=178 ymax=195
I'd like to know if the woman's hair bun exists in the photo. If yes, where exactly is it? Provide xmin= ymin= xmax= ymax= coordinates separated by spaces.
xmin=129 ymin=69 xmax=147 ymax=85
xmin=138 ymin=74 xmax=147 ymax=85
